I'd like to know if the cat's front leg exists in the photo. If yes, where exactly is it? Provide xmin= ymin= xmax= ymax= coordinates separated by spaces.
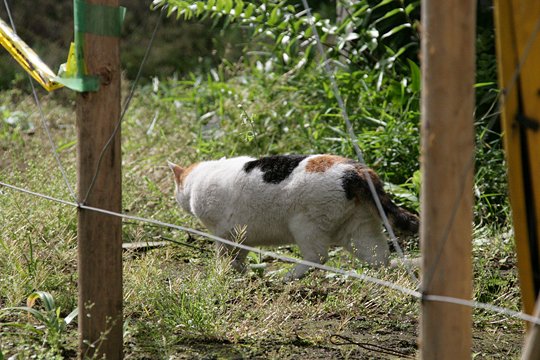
xmin=231 ymin=249 xmax=249 ymax=273
xmin=215 ymin=242 xmax=249 ymax=273
xmin=283 ymin=247 xmax=328 ymax=281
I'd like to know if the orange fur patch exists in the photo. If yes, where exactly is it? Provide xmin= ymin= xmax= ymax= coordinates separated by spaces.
xmin=305 ymin=155 xmax=347 ymax=173
xmin=179 ymin=163 xmax=198 ymax=185
xmin=171 ymin=162 xmax=199 ymax=185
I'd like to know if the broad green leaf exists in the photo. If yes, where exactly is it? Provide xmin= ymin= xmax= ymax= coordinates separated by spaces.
xmin=244 ymin=3 xmax=254 ymax=18
xmin=4 ymin=306 xmax=47 ymax=323
xmin=196 ymin=2 xmax=205 ymax=16
xmin=215 ymin=0 xmax=224 ymax=12
xmin=224 ymin=0 xmax=234 ymax=14
xmin=184 ymin=8 xmax=193 ymax=20
xmin=407 ymin=59 xmax=421 ymax=93
xmin=234 ymin=0 xmax=244 ymax=17
xmin=28 ymin=291 xmax=56 ymax=312
xmin=268 ymin=7 xmax=280 ymax=26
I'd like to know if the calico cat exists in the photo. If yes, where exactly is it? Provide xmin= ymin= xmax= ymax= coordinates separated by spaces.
xmin=168 ymin=154 xmax=418 ymax=280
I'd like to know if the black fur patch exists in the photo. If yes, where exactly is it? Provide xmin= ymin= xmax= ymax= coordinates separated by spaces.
xmin=243 ymin=155 xmax=308 ymax=184
xmin=341 ymin=169 xmax=363 ymax=200
xmin=341 ymin=167 xmax=419 ymax=234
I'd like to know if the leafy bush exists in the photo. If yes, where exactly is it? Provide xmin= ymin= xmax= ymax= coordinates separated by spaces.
xmin=150 ymin=0 xmax=507 ymax=224
xmin=152 ymin=0 xmax=420 ymax=71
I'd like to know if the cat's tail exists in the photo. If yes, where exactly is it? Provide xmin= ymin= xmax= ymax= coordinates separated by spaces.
xmin=346 ymin=165 xmax=419 ymax=234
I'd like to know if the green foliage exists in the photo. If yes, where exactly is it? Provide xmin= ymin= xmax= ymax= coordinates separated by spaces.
xmin=153 ymin=0 xmax=420 ymax=73
xmin=0 ymin=104 xmax=32 ymax=145
xmin=123 ymin=254 xmax=234 ymax=356
xmin=1 ymin=291 xmax=77 ymax=358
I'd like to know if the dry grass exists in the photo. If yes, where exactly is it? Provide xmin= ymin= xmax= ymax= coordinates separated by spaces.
xmin=0 ymin=86 xmax=522 ymax=359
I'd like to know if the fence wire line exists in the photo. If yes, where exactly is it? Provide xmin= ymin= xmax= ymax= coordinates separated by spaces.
xmin=82 ymin=7 xmax=165 ymax=204
xmin=3 ymin=179 xmax=540 ymax=327
xmin=3 ymin=0 xmax=77 ymax=203
xmin=422 ymin=12 xmax=540 ymax=291
xmin=0 ymin=180 xmax=420 ymax=299
xmin=299 ymin=0 xmax=418 ymax=284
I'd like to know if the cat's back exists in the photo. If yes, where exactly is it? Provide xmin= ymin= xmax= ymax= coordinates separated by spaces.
xmin=188 ymin=154 xmax=355 ymax=199
xmin=188 ymin=156 xmax=255 ymax=185
xmin=240 ymin=154 xmax=354 ymax=199
xmin=184 ymin=154 xmax=369 ymax=239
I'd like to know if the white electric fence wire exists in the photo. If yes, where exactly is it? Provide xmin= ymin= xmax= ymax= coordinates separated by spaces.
xmin=2 ymin=179 xmax=540 ymax=327
xmin=0 ymin=180 xmax=419 ymax=298
xmin=299 ymin=0 xmax=417 ymax=284
xmin=3 ymin=0 xmax=77 ymax=202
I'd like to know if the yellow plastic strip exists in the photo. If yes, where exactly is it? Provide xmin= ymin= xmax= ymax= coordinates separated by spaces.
xmin=0 ymin=18 xmax=63 ymax=91
xmin=494 ymin=0 xmax=540 ymax=320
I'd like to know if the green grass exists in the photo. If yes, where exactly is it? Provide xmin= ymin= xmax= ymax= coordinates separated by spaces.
xmin=0 ymin=68 xmax=522 ymax=359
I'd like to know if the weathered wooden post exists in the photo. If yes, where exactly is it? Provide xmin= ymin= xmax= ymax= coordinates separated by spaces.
xmin=420 ymin=0 xmax=476 ymax=358
xmin=75 ymin=0 xmax=123 ymax=358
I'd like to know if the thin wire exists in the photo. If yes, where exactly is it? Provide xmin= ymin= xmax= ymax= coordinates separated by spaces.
xmin=423 ymin=294 xmax=540 ymax=326
xmin=82 ymin=8 xmax=164 ymax=204
xmin=3 ymin=179 xmax=540 ymax=327
xmin=3 ymin=0 xmax=77 ymax=202
xmin=423 ymin=13 xmax=540 ymax=291
xmin=299 ymin=0 xmax=418 ymax=284
xmin=0 ymin=180 xmax=420 ymax=298
xmin=0 ymin=181 xmax=78 ymax=208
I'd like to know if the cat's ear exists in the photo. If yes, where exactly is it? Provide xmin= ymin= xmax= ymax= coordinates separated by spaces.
xmin=167 ymin=161 xmax=184 ymax=185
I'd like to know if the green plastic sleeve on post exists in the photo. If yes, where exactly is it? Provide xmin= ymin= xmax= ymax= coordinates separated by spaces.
xmin=74 ymin=0 xmax=126 ymax=37
xmin=56 ymin=0 xmax=125 ymax=92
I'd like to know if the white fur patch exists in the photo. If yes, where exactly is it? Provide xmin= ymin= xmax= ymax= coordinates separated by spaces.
xmin=172 ymin=155 xmax=392 ymax=279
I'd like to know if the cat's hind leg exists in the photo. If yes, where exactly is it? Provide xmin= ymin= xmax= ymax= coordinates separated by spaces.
xmin=342 ymin=217 xmax=390 ymax=267
xmin=284 ymin=217 xmax=330 ymax=281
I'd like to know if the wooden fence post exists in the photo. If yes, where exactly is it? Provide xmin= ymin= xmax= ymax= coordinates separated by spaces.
xmin=420 ymin=0 xmax=476 ymax=358
xmin=76 ymin=0 xmax=122 ymax=358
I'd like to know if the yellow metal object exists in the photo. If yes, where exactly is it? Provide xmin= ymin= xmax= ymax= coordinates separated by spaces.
xmin=494 ymin=0 xmax=540 ymax=318
xmin=0 ymin=18 xmax=63 ymax=91
xmin=58 ymin=42 xmax=81 ymax=78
